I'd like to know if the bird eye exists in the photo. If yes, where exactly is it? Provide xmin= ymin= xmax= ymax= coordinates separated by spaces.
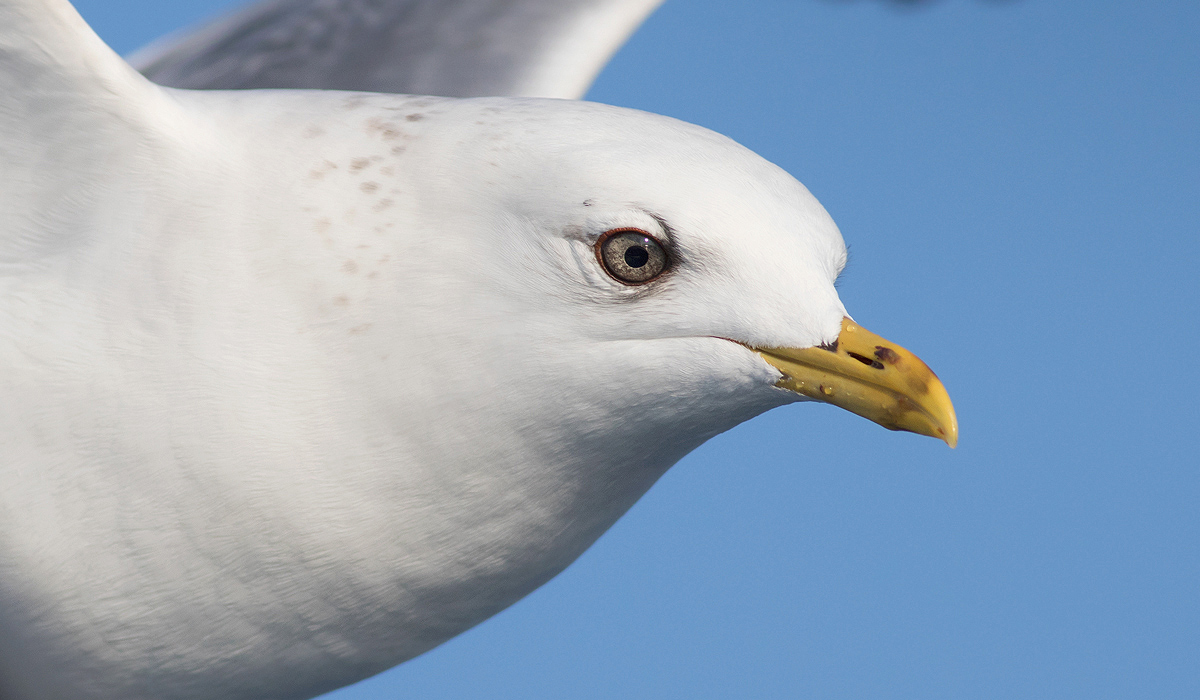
xmin=597 ymin=229 xmax=668 ymax=285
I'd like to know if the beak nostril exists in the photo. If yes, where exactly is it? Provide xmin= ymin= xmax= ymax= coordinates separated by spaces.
xmin=751 ymin=317 xmax=956 ymax=446
xmin=847 ymin=351 xmax=885 ymax=370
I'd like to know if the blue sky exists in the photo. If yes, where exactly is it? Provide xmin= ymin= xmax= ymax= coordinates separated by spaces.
xmin=73 ymin=0 xmax=1200 ymax=698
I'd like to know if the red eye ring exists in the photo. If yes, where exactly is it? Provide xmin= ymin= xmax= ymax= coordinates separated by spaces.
xmin=595 ymin=228 xmax=669 ymax=285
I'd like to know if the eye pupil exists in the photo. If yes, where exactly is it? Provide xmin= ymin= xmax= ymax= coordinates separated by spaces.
xmin=597 ymin=229 xmax=668 ymax=285
xmin=624 ymin=245 xmax=649 ymax=268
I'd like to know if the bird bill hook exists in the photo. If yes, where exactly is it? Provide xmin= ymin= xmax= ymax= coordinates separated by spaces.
xmin=753 ymin=318 xmax=958 ymax=447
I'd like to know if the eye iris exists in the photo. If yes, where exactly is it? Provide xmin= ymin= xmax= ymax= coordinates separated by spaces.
xmin=624 ymin=245 xmax=649 ymax=268
xmin=598 ymin=230 xmax=668 ymax=284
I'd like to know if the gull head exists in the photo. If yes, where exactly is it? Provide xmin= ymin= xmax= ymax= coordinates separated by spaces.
xmin=365 ymin=96 xmax=958 ymax=475
xmin=0 ymin=6 xmax=961 ymax=699
xmin=0 ymin=87 xmax=956 ymax=700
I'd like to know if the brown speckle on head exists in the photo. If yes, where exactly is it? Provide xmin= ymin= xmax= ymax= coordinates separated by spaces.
xmin=314 ymin=218 xmax=332 ymax=233
xmin=366 ymin=117 xmax=403 ymax=141
xmin=373 ymin=198 xmax=394 ymax=212
xmin=361 ymin=181 xmax=379 ymax=193
xmin=391 ymin=146 xmax=406 ymax=156
xmin=333 ymin=295 xmax=349 ymax=306
xmin=310 ymin=160 xmax=338 ymax=179
xmin=303 ymin=125 xmax=325 ymax=139
xmin=406 ymin=113 xmax=424 ymax=122
xmin=350 ymin=158 xmax=371 ymax=172
xmin=343 ymin=260 xmax=359 ymax=274
xmin=349 ymin=323 xmax=373 ymax=335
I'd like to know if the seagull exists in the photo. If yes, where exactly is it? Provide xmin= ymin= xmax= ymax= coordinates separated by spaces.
xmin=0 ymin=0 xmax=957 ymax=698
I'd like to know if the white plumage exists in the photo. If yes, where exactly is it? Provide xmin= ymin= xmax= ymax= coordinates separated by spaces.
xmin=0 ymin=1 xmax=951 ymax=699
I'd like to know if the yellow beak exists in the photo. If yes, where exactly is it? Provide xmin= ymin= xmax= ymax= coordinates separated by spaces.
xmin=753 ymin=318 xmax=958 ymax=447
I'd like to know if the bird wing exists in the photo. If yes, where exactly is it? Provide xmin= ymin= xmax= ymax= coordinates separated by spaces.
xmin=1 ymin=0 xmax=167 ymax=264
xmin=129 ymin=0 xmax=665 ymax=98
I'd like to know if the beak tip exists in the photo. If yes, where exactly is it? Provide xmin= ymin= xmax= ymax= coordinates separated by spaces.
xmin=755 ymin=318 xmax=959 ymax=450
xmin=940 ymin=417 xmax=959 ymax=449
